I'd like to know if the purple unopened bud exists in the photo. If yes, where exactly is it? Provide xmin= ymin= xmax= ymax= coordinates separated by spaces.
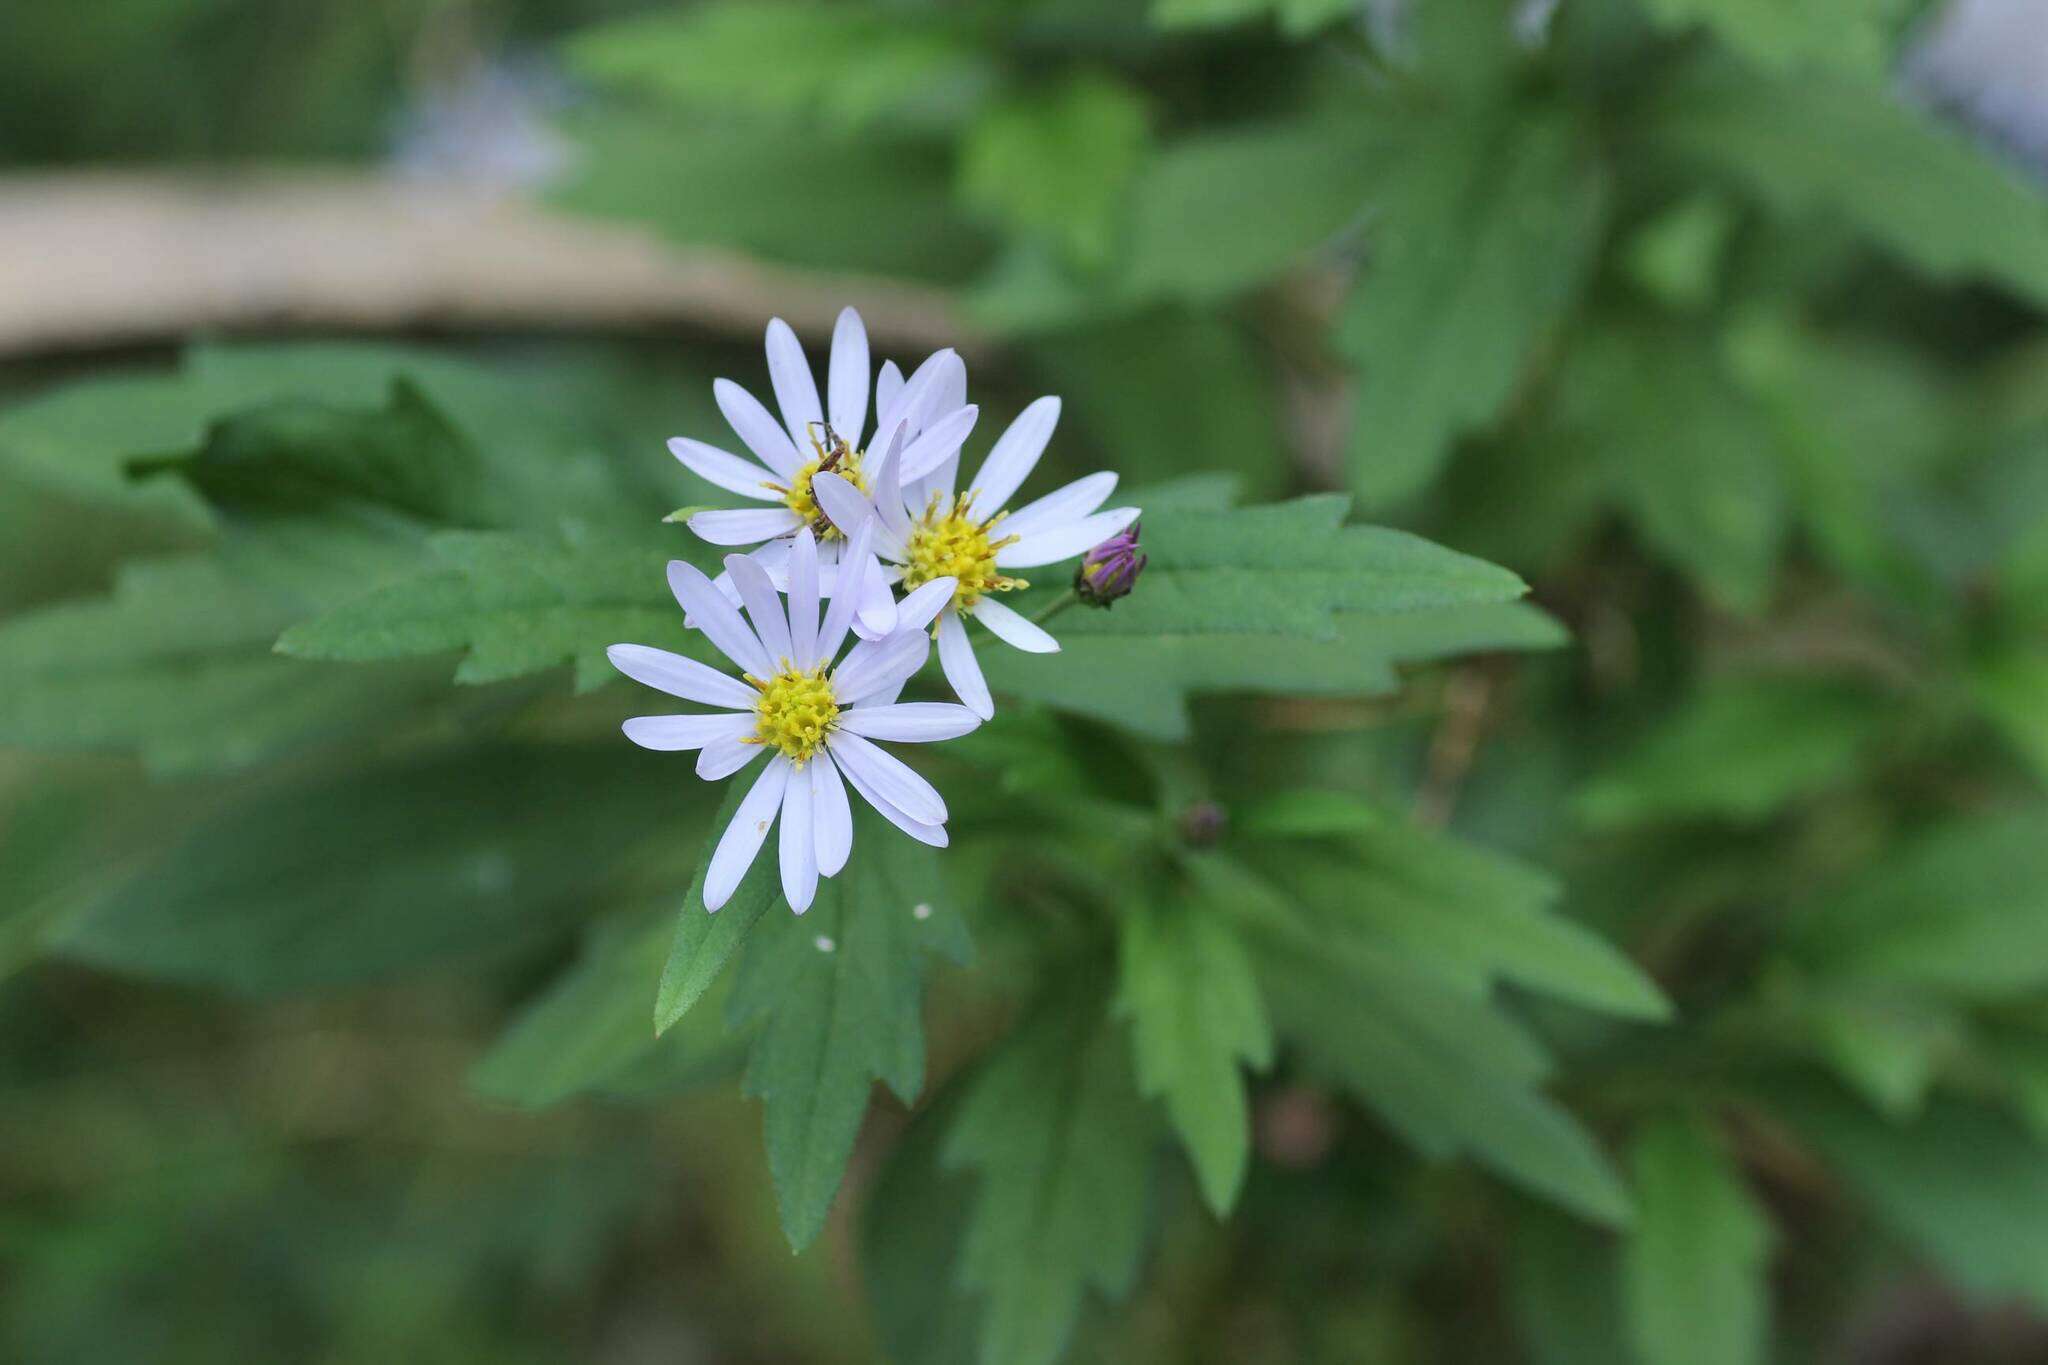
xmin=1074 ymin=520 xmax=1145 ymax=607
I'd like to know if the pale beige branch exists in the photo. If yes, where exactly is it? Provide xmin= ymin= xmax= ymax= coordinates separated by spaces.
xmin=0 ymin=170 xmax=985 ymax=358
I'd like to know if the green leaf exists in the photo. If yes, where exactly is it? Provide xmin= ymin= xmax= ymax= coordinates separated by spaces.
xmin=1578 ymin=677 xmax=1889 ymax=827
xmin=1116 ymin=899 xmax=1273 ymax=1213
xmin=728 ymin=810 xmax=971 ymax=1251
xmin=1781 ymin=1088 xmax=2048 ymax=1308
xmin=278 ymin=529 xmax=687 ymax=689
xmin=1511 ymin=1206 xmax=1635 ymax=1365
xmin=654 ymin=779 xmax=783 ymax=1036
xmin=960 ymin=73 xmax=1150 ymax=268
xmin=1623 ymin=1115 xmax=1773 ymax=1365
xmin=1651 ymin=59 xmax=2048 ymax=306
xmin=55 ymin=746 xmax=679 ymax=994
xmin=987 ymin=600 xmax=1567 ymax=739
xmin=1637 ymin=0 xmax=1906 ymax=76
xmin=860 ymin=1091 xmax=984 ymax=1365
xmin=945 ymin=991 xmax=1155 ymax=1365
xmin=1340 ymin=108 xmax=1608 ymax=506
xmin=1792 ymin=810 xmax=2048 ymax=1002
xmin=566 ymin=1 xmax=992 ymax=133
xmin=1149 ymin=0 xmax=1357 ymax=37
xmin=1799 ymin=986 xmax=1959 ymax=1119
xmin=470 ymin=912 xmax=743 ymax=1109
xmin=130 ymin=379 xmax=494 ymax=527
xmin=1972 ymin=648 xmax=2048 ymax=786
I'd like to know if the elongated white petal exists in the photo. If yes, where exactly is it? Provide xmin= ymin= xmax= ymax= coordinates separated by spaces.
xmin=915 ymin=451 xmax=957 ymax=505
xmin=667 ymin=560 xmax=773 ymax=677
xmin=715 ymin=378 xmax=801 ymax=479
xmin=831 ymin=627 xmax=929 ymax=704
xmin=815 ymin=517 xmax=874 ymax=668
xmin=726 ymin=554 xmax=793 ymax=667
xmin=970 ymin=597 xmax=1061 ymax=654
xmin=779 ymin=764 xmax=817 ymax=913
xmin=688 ymin=507 xmax=803 ymax=547
xmin=667 ymin=438 xmax=781 ymax=501
xmin=995 ymin=507 xmax=1141 ymax=568
xmin=936 ymin=608 xmax=993 ymax=720
xmin=765 ymin=318 xmax=824 ymax=453
xmin=875 ymin=360 xmax=904 ymax=434
xmin=811 ymin=752 xmax=854 ymax=876
xmin=825 ymin=731 xmax=946 ymax=825
xmin=623 ymin=712 xmax=754 ymax=751
xmin=837 ymin=702 xmax=982 ymax=743
xmin=607 ymin=643 xmax=757 ymax=710
xmin=968 ymin=396 xmax=1060 ymax=513
xmin=869 ymin=428 xmax=913 ymax=549
xmin=855 ymin=559 xmax=898 ymax=639
xmin=827 ymin=306 xmax=870 ymax=448
xmin=696 ymin=734 xmax=763 ymax=781
xmin=704 ymin=757 xmax=789 ymax=911
xmin=1000 ymin=471 xmax=1116 ymax=540
xmin=810 ymin=471 xmax=873 ymax=542
xmin=899 ymin=405 xmax=979 ymax=483
xmin=778 ymin=528 xmax=814 ymax=671
xmin=875 ymin=348 xmax=954 ymax=447
xmin=895 ymin=576 xmax=957 ymax=632
xmin=834 ymin=749 xmax=949 ymax=848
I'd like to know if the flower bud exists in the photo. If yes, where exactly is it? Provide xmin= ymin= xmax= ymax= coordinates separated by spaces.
xmin=1073 ymin=521 xmax=1145 ymax=607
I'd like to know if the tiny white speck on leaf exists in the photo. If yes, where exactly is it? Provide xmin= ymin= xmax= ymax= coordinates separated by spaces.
xmin=912 ymin=902 xmax=933 ymax=920
xmin=814 ymin=935 xmax=836 ymax=953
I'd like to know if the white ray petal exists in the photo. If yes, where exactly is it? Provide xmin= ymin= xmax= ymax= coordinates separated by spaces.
xmin=786 ymin=528 xmax=820 ymax=672
xmin=994 ymin=507 xmax=1141 ymax=569
xmin=667 ymin=438 xmax=782 ymax=501
xmin=765 ymin=317 xmax=824 ymax=453
xmin=833 ymin=748 xmax=949 ymax=848
xmin=899 ymin=405 xmax=979 ymax=483
xmin=936 ymin=608 xmax=992 ymax=720
xmin=667 ymin=560 xmax=773 ymax=677
xmin=968 ymin=396 xmax=1060 ymax=514
xmin=875 ymin=360 xmax=904 ymax=432
xmin=704 ymin=757 xmax=790 ymax=911
xmin=606 ymin=643 xmax=757 ymax=710
xmin=779 ymin=764 xmax=817 ymax=913
xmin=696 ymin=734 xmax=764 ymax=781
xmin=836 ymin=702 xmax=983 ymax=743
xmin=827 ymin=306 xmax=870 ymax=449
xmin=622 ymin=712 xmax=755 ymax=751
xmin=970 ymin=597 xmax=1061 ymax=654
xmin=715 ymin=378 xmax=802 ymax=479
xmin=830 ymin=628 xmax=929 ymax=704
xmin=855 ymin=559 xmax=898 ymax=639
xmin=687 ymin=507 xmax=803 ymax=547
xmin=725 ymin=554 xmax=793 ymax=667
xmin=825 ymin=731 xmax=947 ymax=825
xmin=811 ymin=471 xmax=874 ymax=542
xmin=895 ymin=576 xmax=957 ymax=632
xmin=815 ymin=516 xmax=875 ymax=669
xmin=811 ymin=752 xmax=854 ymax=877
xmin=1001 ymin=471 xmax=1117 ymax=539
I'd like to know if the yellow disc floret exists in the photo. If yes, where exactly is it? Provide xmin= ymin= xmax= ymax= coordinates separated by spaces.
xmin=902 ymin=493 xmax=1027 ymax=609
xmin=749 ymin=665 xmax=839 ymax=765
xmin=779 ymin=423 xmax=870 ymax=540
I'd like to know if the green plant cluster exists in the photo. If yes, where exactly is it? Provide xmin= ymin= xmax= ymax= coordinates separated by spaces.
xmin=8 ymin=1 xmax=2048 ymax=1362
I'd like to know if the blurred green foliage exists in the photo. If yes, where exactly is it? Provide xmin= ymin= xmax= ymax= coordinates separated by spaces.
xmin=9 ymin=0 xmax=2048 ymax=1363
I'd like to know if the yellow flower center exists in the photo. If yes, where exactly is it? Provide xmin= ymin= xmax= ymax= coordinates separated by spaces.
xmin=778 ymin=424 xmax=869 ymax=540
xmin=902 ymin=493 xmax=1027 ymax=609
xmin=749 ymin=665 xmax=839 ymax=765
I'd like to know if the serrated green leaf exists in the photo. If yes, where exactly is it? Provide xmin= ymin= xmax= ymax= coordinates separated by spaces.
xmin=655 ymin=779 xmax=782 ymax=1035
xmin=945 ymin=993 xmax=1154 ymax=1365
xmin=567 ymin=1 xmax=992 ymax=133
xmin=131 ymin=378 xmax=495 ymax=527
xmin=728 ymin=810 xmax=970 ymax=1251
xmin=1623 ymin=1115 xmax=1773 ymax=1365
xmin=1638 ymin=0 xmax=1906 ymax=76
xmin=961 ymin=73 xmax=1150 ymax=268
xmin=1651 ymin=58 xmax=2048 ymax=306
xmin=860 ymin=1090 xmax=983 ymax=1365
xmin=55 ymin=746 xmax=678 ymax=994
xmin=1116 ymin=900 xmax=1272 ymax=1213
xmin=470 ymin=912 xmax=743 ymax=1109
xmin=1341 ymin=109 xmax=1608 ymax=506
xmin=987 ymin=599 xmax=1564 ymax=739
xmin=1579 ymin=677 xmax=1889 ymax=827
xmin=1792 ymin=809 xmax=2048 ymax=1001
xmin=279 ymin=529 xmax=689 ymax=686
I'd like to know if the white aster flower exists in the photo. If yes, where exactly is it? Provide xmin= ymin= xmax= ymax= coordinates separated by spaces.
xmin=668 ymin=307 xmax=980 ymax=639
xmin=810 ymin=398 xmax=1140 ymax=719
xmin=607 ymin=520 xmax=981 ymax=914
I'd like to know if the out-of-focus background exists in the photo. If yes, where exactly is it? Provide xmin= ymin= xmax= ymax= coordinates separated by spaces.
xmin=10 ymin=1 xmax=2048 ymax=1362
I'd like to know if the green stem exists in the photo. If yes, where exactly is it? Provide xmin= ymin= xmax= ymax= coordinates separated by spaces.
xmin=1029 ymin=590 xmax=1078 ymax=627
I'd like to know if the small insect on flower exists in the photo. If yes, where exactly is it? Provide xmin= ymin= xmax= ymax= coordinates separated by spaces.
xmin=1074 ymin=520 xmax=1145 ymax=607
xmin=607 ymin=518 xmax=983 ymax=914
xmin=666 ymin=307 xmax=979 ymax=641
xmin=809 ymin=396 xmax=1139 ymax=720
